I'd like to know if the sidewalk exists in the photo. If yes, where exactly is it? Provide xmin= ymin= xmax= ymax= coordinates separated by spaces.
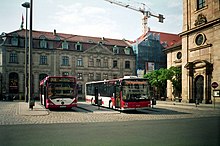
xmin=18 ymin=102 xmax=49 ymax=116
xmin=156 ymin=100 xmax=220 ymax=110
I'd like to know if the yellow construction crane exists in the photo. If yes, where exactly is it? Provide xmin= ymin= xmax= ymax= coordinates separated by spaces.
xmin=104 ymin=0 xmax=165 ymax=34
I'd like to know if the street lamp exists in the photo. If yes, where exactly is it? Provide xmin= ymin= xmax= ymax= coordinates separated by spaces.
xmin=21 ymin=1 xmax=30 ymax=103
xmin=28 ymin=0 xmax=33 ymax=109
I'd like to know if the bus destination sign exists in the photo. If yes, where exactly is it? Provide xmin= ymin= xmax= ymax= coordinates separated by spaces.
xmin=49 ymin=77 xmax=74 ymax=82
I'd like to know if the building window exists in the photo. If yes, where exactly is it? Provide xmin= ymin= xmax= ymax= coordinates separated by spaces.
xmin=54 ymin=36 xmax=61 ymax=41
xmin=125 ymin=61 xmax=130 ymax=69
xmin=103 ymin=58 xmax=108 ymax=68
xmin=124 ymin=47 xmax=130 ymax=55
xmin=62 ymin=56 xmax=69 ymax=66
xmin=113 ymin=60 xmax=117 ymax=68
xmin=89 ymin=73 xmax=94 ymax=81
xmin=9 ymin=72 xmax=19 ymax=93
xmin=177 ymin=52 xmax=182 ymax=60
xmin=62 ymin=40 xmax=68 ymax=49
xmin=195 ymin=33 xmax=206 ymax=46
xmin=96 ymin=73 xmax=101 ymax=81
xmin=113 ymin=74 xmax=117 ymax=79
xmin=11 ymin=33 xmax=18 ymax=46
xmin=78 ymin=84 xmax=83 ymax=94
xmin=197 ymin=0 xmax=205 ymax=10
xmin=62 ymin=72 xmax=69 ymax=76
xmin=39 ymin=74 xmax=48 ymax=81
xmin=40 ymin=55 xmax=47 ymax=65
xmin=39 ymin=35 xmax=47 ymax=48
xmin=77 ymin=58 xmax=83 ymax=66
xmin=75 ymin=42 xmax=82 ymax=51
xmin=96 ymin=59 xmax=101 ymax=67
xmin=88 ymin=57 xmax=94 ymax=67
xmin=9 ymin=52 xmax=18 ymax=63
xmin=113 ymin=46 xmax=119 ymax=54
xmin=77 ymin=73 xmax=83 ymax=80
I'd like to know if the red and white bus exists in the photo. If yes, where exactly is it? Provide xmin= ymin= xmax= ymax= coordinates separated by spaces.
xmin=39 ymin=76 xmax=78 ymax=109
xmin=85 ymin=76 xmax=151 ymax=110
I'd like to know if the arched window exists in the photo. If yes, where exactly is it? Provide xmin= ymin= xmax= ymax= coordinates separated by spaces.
xmin=11 ymin=33 xmax=18 ymax=46
xmin=124 ymin=47 xmax=130 ymax=55
xmin=62 ymin=40 xmax=68 ymax=49
xmin=75 ymin=42 xmax=82 ymax=51
xmin=77 ymin=83 xmax=83 ymax=94
xmin=9 ymin=72 xmax=19 ymax=94
xmin=39 ymin=35 xmax=47 ymax=48
xmin=113 ymin=46 xmax=119 ymax=54
xmin=39 ymin=73 xmax=48 ymax=82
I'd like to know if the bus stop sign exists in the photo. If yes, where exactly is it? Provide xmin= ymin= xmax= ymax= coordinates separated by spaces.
xmin=211 ymin=82 xmax=218 ymax=89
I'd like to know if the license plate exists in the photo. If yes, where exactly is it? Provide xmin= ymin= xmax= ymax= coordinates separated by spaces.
xmin=60 ymin=106 xmax=66 ymax=108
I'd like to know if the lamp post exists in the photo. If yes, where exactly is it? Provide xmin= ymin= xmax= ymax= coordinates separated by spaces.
xmin=21 ymin=2 xmax=30 ymax=103
xmin=28 ymin=0 xmax=33 ymax=109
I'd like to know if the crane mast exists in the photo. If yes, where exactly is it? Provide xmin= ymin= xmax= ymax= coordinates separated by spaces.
xmin=104 ymin=0 xmax=164 ymax=34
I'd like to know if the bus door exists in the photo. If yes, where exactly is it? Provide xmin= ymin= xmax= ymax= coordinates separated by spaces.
xmin=114 ymin=84 xmax=121 ymax=108
xmin=94 ymin=87 xmax=98 ymax=104
xmin=43 ymin=86 xmax=47 ymax=106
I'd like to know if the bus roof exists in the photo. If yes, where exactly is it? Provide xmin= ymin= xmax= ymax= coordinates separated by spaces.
xmin=39 ymin=76 xmax=76 ymax=85
xmin=85 ymin=76 xmax=147 ymax=85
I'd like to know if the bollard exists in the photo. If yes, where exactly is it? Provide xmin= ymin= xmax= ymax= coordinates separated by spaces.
xmin=195 ymin=98 xmax=199 ymax=107
xmin=151 ymin=97 xmax=156 ymax=108
xmin=29 ymin=99 xmax=35 ymax=110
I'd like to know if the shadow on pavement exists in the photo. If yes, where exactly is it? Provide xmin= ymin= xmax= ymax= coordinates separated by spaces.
xmin=122 ymin=108 xmax=189 ymax=115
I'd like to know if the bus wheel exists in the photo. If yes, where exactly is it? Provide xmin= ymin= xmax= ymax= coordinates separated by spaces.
xmin=109 ymin=100 xmax=113 ymax=109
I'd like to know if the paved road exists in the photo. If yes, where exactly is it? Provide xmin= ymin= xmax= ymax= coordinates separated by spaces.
xmin=0 ymin=101 xmax=219 ymax=125
xmin=0 ymin=117 xmax=219 ymax=146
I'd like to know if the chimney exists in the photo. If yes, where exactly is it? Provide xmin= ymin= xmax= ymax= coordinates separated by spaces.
xmin=53 ymin=29 xmax=56 ymax=35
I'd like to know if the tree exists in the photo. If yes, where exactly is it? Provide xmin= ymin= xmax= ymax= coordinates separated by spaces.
xmin=144 ymin=66 xmax=182 ymax=100
xmin=167 ymin=66 xmax=182 ymax=99
xmin=144 ymin=68 xmax=168 ymax=99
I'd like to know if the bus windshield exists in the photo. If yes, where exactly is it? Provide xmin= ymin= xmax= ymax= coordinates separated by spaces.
xmin=48 ymin=82 xmax=76 ymax=99
xmin=122 ymin=81 xmax=150 ymax=101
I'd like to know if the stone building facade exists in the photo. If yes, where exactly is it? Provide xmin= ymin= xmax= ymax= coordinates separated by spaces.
xmin=0 ymin=29 xmax=135 ymax=100
xmin=163 ymin=41 xmax=182 ymax=101
xmin=179 ymin=0 xmax=220 ymax=103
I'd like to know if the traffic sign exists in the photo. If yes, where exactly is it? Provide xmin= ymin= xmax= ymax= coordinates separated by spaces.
xmin=211 ymin=82 xmax=218 ymax=89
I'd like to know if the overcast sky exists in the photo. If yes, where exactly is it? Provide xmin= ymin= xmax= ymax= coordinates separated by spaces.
xmin=0 ymin=0 xmax=182 ymax=40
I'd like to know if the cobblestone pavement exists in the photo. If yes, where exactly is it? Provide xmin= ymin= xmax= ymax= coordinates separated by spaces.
xmin=0 ymin=101 xmax=219 ymax=125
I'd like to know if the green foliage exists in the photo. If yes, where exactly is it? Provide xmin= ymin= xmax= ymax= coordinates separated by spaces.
xmin=144 ymin=68 xmax=168 ymax=97
xmin=167 ymin=66 xmax=182 ymax=97
xmin=144 ymin=66 xmax=182 ymax=98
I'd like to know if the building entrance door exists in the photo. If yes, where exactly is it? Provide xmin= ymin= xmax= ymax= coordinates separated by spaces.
xmin=194 ymin=75 xmax=204 ymax=103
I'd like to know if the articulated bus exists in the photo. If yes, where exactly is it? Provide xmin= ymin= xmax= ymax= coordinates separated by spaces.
xmin=85 ymin=76 xmax=151 ymax=110
xmin=39 ymin=76 xmax=78 ymax=109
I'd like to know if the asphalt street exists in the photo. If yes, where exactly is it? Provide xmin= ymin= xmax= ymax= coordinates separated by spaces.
xmin=0 ymin=101 xmax=220 ymax=146
xmin=0 ymin=117 xmax=219 ymax=146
